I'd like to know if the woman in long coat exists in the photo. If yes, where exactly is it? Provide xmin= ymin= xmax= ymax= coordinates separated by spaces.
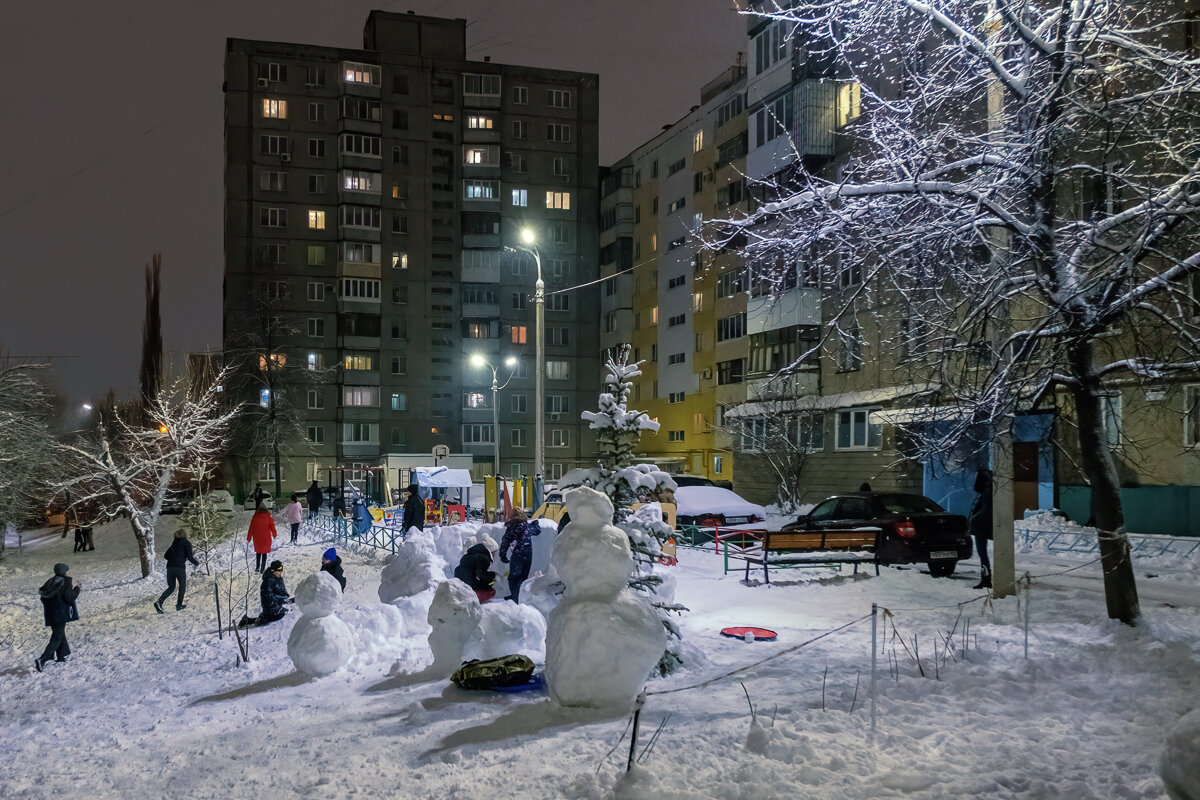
xmin=246 ymin=505 xmax=277 ymax=573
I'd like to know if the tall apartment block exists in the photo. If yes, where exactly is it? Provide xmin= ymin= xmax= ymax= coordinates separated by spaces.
xmin=223 ymin=11 xmax=600 ymax=498
xmin=599 ymin=66 xmax=749 ymax=483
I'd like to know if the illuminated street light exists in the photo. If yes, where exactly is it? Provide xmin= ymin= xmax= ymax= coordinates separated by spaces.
xmin=469 ymin=353 xmax=519 ymax=481
xmin=512 ymin=227 xmax=545 ymax=507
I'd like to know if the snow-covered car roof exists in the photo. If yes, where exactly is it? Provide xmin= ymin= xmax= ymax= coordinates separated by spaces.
xmin=673 ymin=486 xmax=767 ymax=519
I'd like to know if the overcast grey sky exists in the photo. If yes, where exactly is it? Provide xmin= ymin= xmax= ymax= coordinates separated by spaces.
xmin=0 ymin=0 xmax=745 ymax=402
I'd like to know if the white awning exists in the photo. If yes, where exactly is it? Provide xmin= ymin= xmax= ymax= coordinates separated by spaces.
xmin=724 ymin=384 xmax=929 ymax=419
xmin=413 ymin=467 xmax=474 ymax=488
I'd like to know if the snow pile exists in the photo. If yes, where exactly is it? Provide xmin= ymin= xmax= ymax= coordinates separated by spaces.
xmin=1161 ymin=708 xmax=1200 ymax=800
xmin=520 ymin=566 xmax=565 ymax=621
xmin=463 ymin=601 xmax=547 ymax=663
xmin=425 ymin=579 xmax=483 ymax=677
xmin=545 ymin=487 xmax=665 ymax=709
xmin=287 ymin=571 xmax=355 ymax=676
xmin=339 ymin=602 xmax=407 ymax=665
xmin=378 ymin=528 xmax=449 ymax=637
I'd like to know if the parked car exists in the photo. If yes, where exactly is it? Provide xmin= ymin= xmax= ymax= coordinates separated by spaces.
xmin=244 ymin=492 xmax=273 ymax=511
xmin=674 ymin=486 xmax=767 ymax=528
xmin=782 ymin=492 xmax=972 ymax=577
xmin=532 ymin=491 xmax=678 ymax=529
xmin=206 ymin=490 xmax=235 ymax=514
xmin=670 ymin=475 xmax=716 ymax=488
xmin=160 ymin=489 xmax=195 ymax=515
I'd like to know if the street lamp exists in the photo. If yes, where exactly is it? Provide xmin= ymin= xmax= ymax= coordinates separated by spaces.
xmin=512 ymin=227 xmax=545 ymax=507
xmin=469 ymin=353 xmax=518 ymax=480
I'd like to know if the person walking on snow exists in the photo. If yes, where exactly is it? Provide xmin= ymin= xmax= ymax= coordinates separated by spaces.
xmin=320 ymin=547 xmax=346 ymax=592
xmin=969 ymin=469 xmax=994 ymax=590
xmin=305 ymin=480 xmax=323 ymax=520
xmin=499 ymin=508 xmax=540 ymax=602
xmin=35 ymin=563 xmax=81 ymax=672
xmin=402 ymin=484 xmax=425 ymax=532
xmin=154 ymin=529 xmax=200 ymax=613
xmin=247 ymin=504 xmax=277 ymax=573
xmin=284 ymin=494 xmax=304 ymax=544
xmin=252 ymin=483 xmax=267 ymax=507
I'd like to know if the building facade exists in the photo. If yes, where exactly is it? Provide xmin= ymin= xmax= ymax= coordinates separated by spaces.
xmin=223 ymin=11 xmax=600 ymax=499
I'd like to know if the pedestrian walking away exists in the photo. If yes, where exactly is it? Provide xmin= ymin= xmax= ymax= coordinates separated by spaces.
xmin=321 ymin=547 xmax=346 ymax=592
xmin=968 ymin=469 xmax=994 ymax=590
xmin=252 ymin=483 xmax=267 ymax=507
xmin=284 ymin=494 xmax=304 ymax=544
xmin=81 ymin=524 xmax=95 ymax=551
xmin=246 ymin=504 xmax=277 ymax=573
xmin=499 ymin=508 xmax=541 ymax=603
xmin=155 ymin=529 xmax=200 ymax=613
xmin=402 ymin=484 xmax=425 ymax=533
xmin=35 ymin=563 xmax=81 ymax=672
xmin=305 ymin=480 xmax=323 ymax=520
xmin=73 ymin=526 xmax=85 ymax=553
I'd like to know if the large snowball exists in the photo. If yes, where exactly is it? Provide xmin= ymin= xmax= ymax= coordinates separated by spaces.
xmin=379 ymin=530 xmax=447 ymax=603
xmin=1162 ymin=708 xmax=1200 ymax=800
xmin=340 ymin=602 xmax=406 ymax=659
xmin=293 ymin=571 xmax=342 ymax=618
xmin=288 ymin=614 xmax=355 ymax=676
xmin=554 ymin=489 xmax=633 ymax=598
xmin=426 ymin=579 xmax=483 ymax=676
xmin=520 ymin=568 xmax=565 ymax=621
xmin=545 ymin=589 xmax=665 ymax=709
xmin=389 ymin=588 xmax=436 ymax=638
xmin=463 ymin=601 xmax=547 ymax=663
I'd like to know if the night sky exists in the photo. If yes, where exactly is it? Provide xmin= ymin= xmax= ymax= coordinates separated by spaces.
xmin=0 ymin=0 xmax=745 ymax=403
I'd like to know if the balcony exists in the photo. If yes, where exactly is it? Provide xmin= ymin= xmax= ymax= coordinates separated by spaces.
xmin=461 ymin=301 xmax=500 ymax=318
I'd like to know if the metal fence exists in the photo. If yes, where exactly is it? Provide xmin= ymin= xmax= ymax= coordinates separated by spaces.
xmin=305 ymin=513 xmax=408 ymax=555
xmin=1014 ymin=525 xmax=1200 ymax=559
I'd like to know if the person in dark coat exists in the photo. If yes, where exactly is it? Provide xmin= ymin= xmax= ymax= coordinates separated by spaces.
xmin=332 ymin=493 xmax=347 ymax=518
xmin=306 ymin=481 xmax=323 ymax=520
xmin=402 ymin=485 xmax=425 ymax=532
xmin=35 ymin=563 xmax=81 ymax=672
xmin=73 ymin=526 xmax=86 ymax=553
xmin=252 ymin=483 xmax=267 ymax=506
xmin=454 ymin=543 xmax=497 ymax=603
xmin=321 ymin=547 xmax=346 ymax=592
xmin=80 ymin=525 xmax=95 ymax=551
xmin=858 ymin=482 xmax=872 ymax=492
xmin=499 ymin=508 xmax=540 ymax=602
xmin=258 ymin=561 xmax=291 ymax=624
xmin=968 ymin=469 xmax=994 ymax=589
xmin=155 ymin=529 xmax=200 ymax=613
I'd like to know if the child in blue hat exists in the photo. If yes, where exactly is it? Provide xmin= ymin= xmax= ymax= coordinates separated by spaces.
xmin=320 ymin=547 xmax=346 ymax=592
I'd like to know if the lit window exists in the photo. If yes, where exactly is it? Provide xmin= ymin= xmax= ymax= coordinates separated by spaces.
xmin=343 ymin=61 xmax=381 ymax=86
xmin=390 ymin=393 xmax=407 ymax=412
xmin=261 ymin=99 xmax=287 ymax=119
xmin=511 ymin=325 xmax=528 ymax=344
xmin=392 ymin=251 xmax=407 ymax=269
xmin=466 ymin=115 xmax=494 ymax=129
xmin=545 ymin=191 xmax=571 ymax=210
xmin=693 ymin=129 xmax=704 ymax=152
xmin=464 ymin=180 xmax=498 ymax=200
xmin=308 ymin=210 xmax=325 ymax=230
xmin=306 ymin=352 xmax=324 ymax=370
xmin=512 ymin=189 xmax=528 ymax=207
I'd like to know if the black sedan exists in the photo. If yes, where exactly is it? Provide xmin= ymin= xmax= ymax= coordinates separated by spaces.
xmin=783 ymin=492 xmax=972 ymax=577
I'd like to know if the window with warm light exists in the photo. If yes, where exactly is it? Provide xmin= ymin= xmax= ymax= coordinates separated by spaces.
xmin=545 ymin=191 xmax=571 ymax=210
xmin=511 ymin=325 xmax=528 ymax=344
xmin=342 ymin=61 xmax=381 ymax=86
xmin=262 ymin=99 xmax=287 ymax=119
xmin=307 ymin=210 xmax=325 ymax=230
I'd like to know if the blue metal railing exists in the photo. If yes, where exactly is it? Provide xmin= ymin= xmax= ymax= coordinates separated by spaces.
xmin=304 ymin=512 xmax=408 ymax=555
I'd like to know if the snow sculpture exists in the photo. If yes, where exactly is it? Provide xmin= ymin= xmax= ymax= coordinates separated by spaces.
xmin=379 ymin=529 xmax=448 ymax=637
xmin=288 ymin=571 xmax=355 ymax=676
xmin=463 ymin=601 xmax=547 ymax=663
xmin=545 ymin=487 xmax=665 ymax=709
xmin=520 ymin=566 xmax=565 ymax=621
xmin=426 ymin=579 xmax=483 ymax=677
xmin=1161 ymin=708 xmax=1200 ymax=800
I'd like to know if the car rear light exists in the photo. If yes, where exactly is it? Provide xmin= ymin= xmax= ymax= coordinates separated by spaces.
xmin=895 ymin=520 xmax=917 ymax=539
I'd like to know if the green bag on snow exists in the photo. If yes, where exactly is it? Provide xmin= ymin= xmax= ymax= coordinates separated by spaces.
xmin=450 ymin=654 xmax=535 ymax=690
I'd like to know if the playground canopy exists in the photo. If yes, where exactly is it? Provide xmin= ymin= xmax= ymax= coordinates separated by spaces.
xmin=413 ymin=467 xmax=473 ymax=489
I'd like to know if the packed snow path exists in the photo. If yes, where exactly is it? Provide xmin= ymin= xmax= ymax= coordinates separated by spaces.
xmin=1 ymin=516 xmax=1197 ymax=798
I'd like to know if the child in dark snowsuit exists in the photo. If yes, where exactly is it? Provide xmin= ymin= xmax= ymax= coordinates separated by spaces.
xmin=454 ymin=543 xmax=497 ymax=603
xmin=320 ymin=547 xmax=346 ymax=592
xmin=155 ymin=529 xmax=201 ymax=613
xmin=499 ymin=509 xmax=540 ymax=603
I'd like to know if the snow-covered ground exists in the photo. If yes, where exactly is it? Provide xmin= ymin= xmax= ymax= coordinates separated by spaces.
xmin=2 ymin=514 xmax=1198 ymax=799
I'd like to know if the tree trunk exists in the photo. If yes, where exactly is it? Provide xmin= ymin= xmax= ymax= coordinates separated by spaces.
xmin=131 ymin=516 xmax=155 ymax=579
xmin=273 ymin=441 xmax=282 ymax=500
xmin=1066 ymin=344 xmax=1140 ymax=624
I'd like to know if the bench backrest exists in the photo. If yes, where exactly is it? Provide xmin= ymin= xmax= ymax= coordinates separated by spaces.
xmin=763 ymin=529 xmax=877 ymax=552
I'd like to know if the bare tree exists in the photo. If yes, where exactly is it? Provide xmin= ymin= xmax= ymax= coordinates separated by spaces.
xmin=729 ymin=378 xmax=823 ymax=512
xmin=57 ymin=370 xmax=239 ymax=578
xmin=710 ymin=0 xmax=1200 ymax=624
xmin=0 ymin=361 xmax=58 ymax=557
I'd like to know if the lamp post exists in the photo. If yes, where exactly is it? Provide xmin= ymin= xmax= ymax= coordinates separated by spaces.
xmin=515 ymin=227 xmax=545 ymax=508
xmin=469 ymin=353 xmax=518 ymax=481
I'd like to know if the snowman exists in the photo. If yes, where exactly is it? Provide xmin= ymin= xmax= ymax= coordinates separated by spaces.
xmin=287 ymin=571 xmax=356 ymax=676
xmin=545 ymin=487 xmax=665 ymax=709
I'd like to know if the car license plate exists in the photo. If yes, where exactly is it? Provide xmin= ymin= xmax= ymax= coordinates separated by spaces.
xmin=725 ymin=517 xmax=749 ymax=525
xmin=930 ymin=551 xmax=957 ymax=560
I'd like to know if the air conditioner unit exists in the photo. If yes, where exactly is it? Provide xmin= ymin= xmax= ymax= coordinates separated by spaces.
xmin=280 ymin=152 xmax=291 ymax=162
xmin=257 ymin=77 xmax=270 ymax=88
xmin=548 ymin=413 xmax=562 ymax=421
xmin=701 ymin=368 xmax=713 ymax=379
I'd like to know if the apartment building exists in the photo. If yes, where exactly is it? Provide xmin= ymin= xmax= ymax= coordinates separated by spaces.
xmin=599 ymin=66 xmax=750 ymax=482
xmin=223 ymin=11 xmax=600 ymax=499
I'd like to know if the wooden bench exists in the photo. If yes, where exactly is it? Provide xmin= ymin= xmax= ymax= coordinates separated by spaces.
xmin=725 ymin=529 xmax=881 ymax=583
